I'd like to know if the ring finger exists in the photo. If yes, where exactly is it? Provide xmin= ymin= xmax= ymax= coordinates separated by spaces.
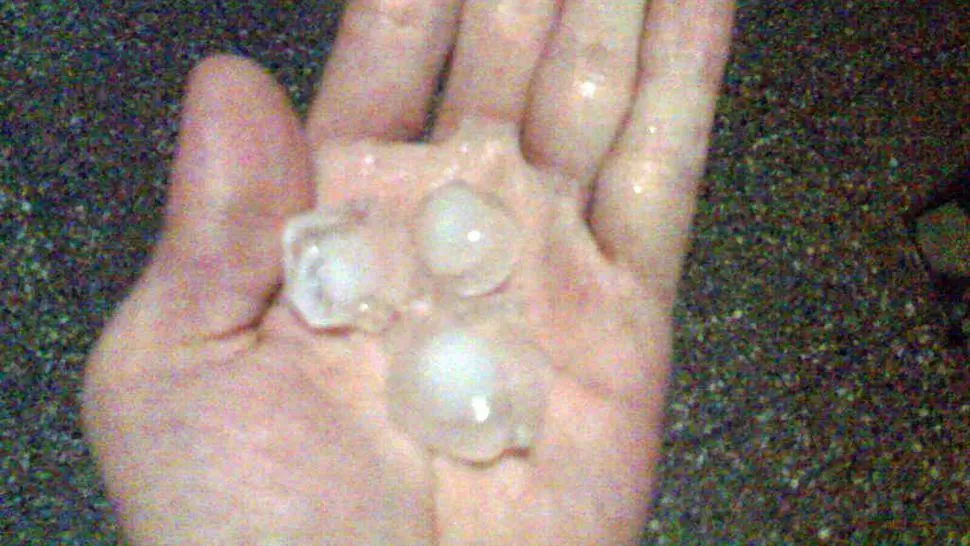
xmin=522 ymin=0 xmax=646 ymax=187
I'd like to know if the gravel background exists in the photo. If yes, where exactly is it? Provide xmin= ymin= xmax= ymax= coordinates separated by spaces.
xmin=3 ymin=0 xmax=968 ymax=544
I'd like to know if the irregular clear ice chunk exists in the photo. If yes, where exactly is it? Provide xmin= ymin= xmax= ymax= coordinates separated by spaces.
xmin=414 ymin=180 xmax=520 ymax=297
xmin=282 ymin=205 xmax=392 ymax=332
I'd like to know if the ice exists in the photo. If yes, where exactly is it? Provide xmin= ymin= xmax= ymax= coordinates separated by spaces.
xmin=282 ymin=183 xmax=549 ymax=464
xmin=414 ymin=180 xmax=520 ymax=297
xmin=282 ymin=204 xmax=394 ymax=332
xmin=385 ymin=301 xmax=551 ymax=463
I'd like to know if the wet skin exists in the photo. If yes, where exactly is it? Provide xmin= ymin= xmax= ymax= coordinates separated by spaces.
xmin=82 ymin=1 xmax=735 ymax=544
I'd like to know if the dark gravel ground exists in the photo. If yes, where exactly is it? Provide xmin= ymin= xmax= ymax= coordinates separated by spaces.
xmin=2 ymin=0 xmax=968 ymax=544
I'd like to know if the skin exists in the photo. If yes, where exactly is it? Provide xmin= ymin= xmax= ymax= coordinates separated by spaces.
xmin=82 ymin=0 xmax=735 ymax=544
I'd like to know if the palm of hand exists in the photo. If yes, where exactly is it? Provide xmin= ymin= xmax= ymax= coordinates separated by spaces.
xmin=83 ymin=2 xmax=732 ymax=545
xmin=87 ymin=131 xmax=662 ymax=546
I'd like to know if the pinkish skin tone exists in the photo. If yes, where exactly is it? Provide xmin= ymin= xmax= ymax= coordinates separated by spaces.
xmin=283 ymin=179 xmax=549 ymax=463
xmin=82 ymin=0 xmax=735 ymax=542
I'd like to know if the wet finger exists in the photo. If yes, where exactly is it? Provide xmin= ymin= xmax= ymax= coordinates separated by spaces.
xmin=522 ymin=0 xmax=646 ymax=186
xmin=433 ymin=0 xmax=558 ymax=139
xmin=590 ymin=0 xmax=734 ymax=305
xmin=308 ymin=0 xmax=462 ymax=145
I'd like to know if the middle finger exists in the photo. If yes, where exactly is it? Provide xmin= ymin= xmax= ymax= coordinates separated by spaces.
xmin=433 ymin=0 xmax=559 ymax=139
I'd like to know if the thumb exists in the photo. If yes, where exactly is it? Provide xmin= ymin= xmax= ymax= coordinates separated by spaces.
xmin=127 ymin=54 xmax=313 ymax=344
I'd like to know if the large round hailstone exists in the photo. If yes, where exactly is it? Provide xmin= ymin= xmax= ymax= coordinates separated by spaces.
xmin=386 ymin=309 xmax=551 ymax=463
xmin=283 ymin=208 xmax=385 ymax=331
xmin=414 ymin=180 xmax=520 ymax=296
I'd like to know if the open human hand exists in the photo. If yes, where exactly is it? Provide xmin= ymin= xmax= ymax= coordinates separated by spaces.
xmin=83 ymin=1 xmax=734 ymax=544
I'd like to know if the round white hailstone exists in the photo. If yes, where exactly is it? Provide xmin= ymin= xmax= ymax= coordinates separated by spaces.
xmin=386 ymin=307 xmax=551 ymax=463
xmin=414 ymin=180 xmax=520 ymax=297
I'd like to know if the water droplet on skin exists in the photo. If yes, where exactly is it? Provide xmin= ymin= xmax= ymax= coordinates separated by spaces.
xmin=385 ymin=302 xmax=551 ymax=463
xmin=414 ymin=180 xmax=520 ymax=297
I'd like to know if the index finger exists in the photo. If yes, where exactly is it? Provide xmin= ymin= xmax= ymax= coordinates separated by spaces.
xmin=306 ymin=0 xmax=461 ymax=145
xmin=590 ymin=0 xmax=735 ymax=305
